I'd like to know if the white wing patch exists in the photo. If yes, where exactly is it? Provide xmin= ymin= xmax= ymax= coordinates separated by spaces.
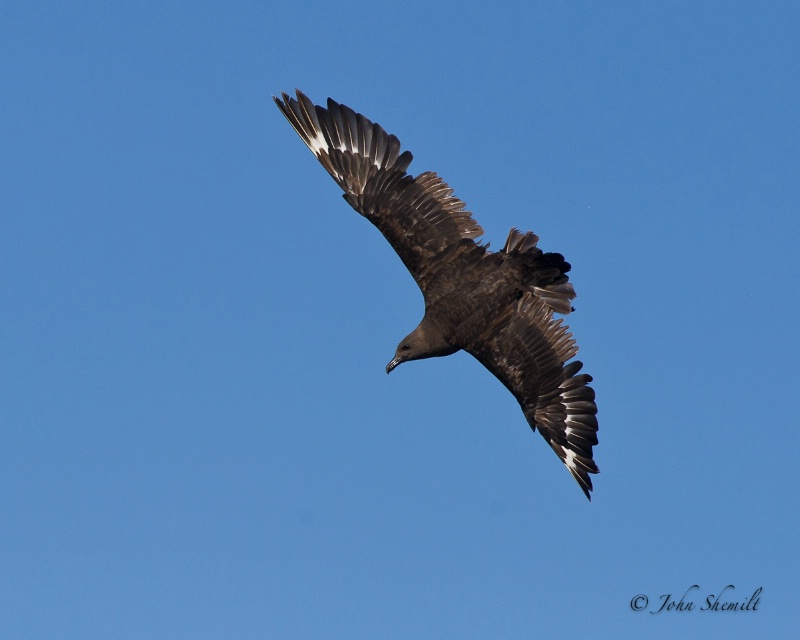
xmin=306 ymin=127 xmax=328 ymax=156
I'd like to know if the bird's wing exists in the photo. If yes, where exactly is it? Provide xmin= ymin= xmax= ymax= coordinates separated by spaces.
xmin=274 ymin=90 xmax=484 ymax=293
xmin=466 ymin=292 xmax=599 ymax=499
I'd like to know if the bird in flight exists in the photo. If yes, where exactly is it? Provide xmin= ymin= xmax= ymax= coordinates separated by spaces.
xmin=274 ymin=90 xmax=599 ymax=499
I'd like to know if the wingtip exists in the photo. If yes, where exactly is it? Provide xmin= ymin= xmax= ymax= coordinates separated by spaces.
xmin=273 ymin=89 xmax=307 ymax=107
xmin=569 ymin=466 xmax=594 ymax=501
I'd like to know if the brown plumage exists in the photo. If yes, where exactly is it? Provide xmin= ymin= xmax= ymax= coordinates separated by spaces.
xmin=274 ymin=90 xmax=599 ymax=499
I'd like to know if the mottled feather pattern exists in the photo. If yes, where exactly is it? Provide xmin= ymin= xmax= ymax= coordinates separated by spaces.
xmin=275 ymin=90 xmax=599 ymax=500
xmin=463 ymin=292 xmax=598 ymax=499
xmin=275 ymin=90 xmax=485 ymax=292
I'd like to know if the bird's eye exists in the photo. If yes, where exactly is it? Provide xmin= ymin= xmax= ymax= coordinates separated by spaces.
xmin=401 ymin=344 xmax=410 ymax=351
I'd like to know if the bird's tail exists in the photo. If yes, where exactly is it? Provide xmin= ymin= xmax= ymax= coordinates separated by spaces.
xmin=503 ymin=228 xmax=575 ymax=314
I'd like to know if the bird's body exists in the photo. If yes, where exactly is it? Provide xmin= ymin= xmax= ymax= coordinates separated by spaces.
xmin=274 ymin=90 xmax=599 ymax=499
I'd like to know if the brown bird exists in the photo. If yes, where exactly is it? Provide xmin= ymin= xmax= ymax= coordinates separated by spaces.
xmin=274 ymin=90 xmax=599 ymax=499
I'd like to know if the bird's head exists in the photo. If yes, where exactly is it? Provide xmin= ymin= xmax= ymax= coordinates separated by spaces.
xmin=386 ymin=322 xmax=457 ymax=374
xmin=386 ymin=335 xmax=418 ymax=374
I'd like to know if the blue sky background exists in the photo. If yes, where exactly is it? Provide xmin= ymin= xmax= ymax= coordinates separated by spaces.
xmin=2 ymin=1 xmax=798 ymax=638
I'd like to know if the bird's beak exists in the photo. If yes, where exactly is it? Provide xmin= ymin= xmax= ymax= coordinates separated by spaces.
xmin=386 ymin=356 xmax=402 ymax=374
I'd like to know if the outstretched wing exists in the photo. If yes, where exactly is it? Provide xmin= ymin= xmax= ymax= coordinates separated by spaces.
xmin=274 ymin=90 xmax=484 ymax=294
xmin=467 ymin=293 xmax=599 ymax=499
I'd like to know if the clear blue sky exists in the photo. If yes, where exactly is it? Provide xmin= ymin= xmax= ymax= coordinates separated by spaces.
xmin=2 ymin=2 xmax=798 ymax=638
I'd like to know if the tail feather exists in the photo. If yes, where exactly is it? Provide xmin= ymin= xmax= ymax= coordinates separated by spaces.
xmin=503 ymin=228 xmax=576 ymax=314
